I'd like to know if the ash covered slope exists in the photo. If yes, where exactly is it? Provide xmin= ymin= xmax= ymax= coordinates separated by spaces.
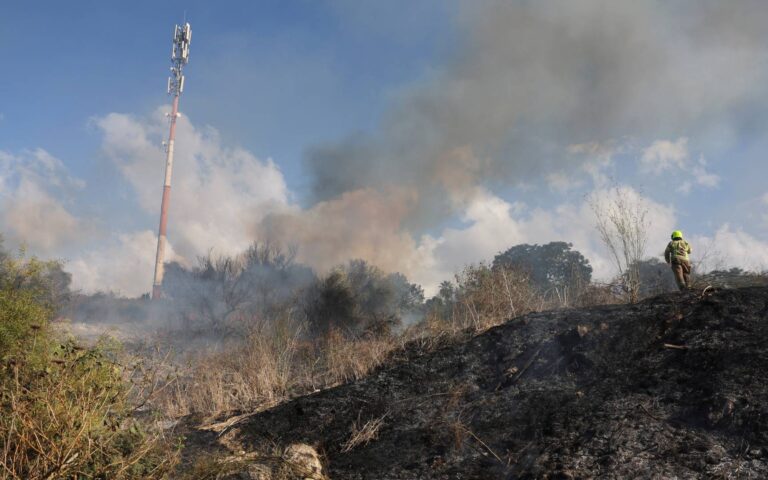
xmin=220 ymin=287 xmax=768 ymax=479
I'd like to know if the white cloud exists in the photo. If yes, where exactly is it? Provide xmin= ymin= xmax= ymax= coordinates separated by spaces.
xmin=691 ymin=155 xmax=720 ymax=189
xmin=676 ymin=181 xmax=693 ymax=195
xmin=1 ymin=109 xmax=293 ymax=296
xmin=640 ymin=137 xmax=689 ymax=175
xmin=0 ymin=149 xmax=86 ymax=252
xmin=692 ymin=224 xmax=768 ymax=273
xmin=676 ymin=155 xmax=720 ymax=195
xmin=4 ymin=179 xmax=81 ymax=251
xmin=641 ymin=139 xmax=719 ymax=195
xmin=0 ymin=148 xmax=164 ymax=296
xmin=44 ymin=107 xmax=298 ymax=296
xmin=0 ymin=107 xmax=744 ymax=300
xmin=94 ymin=108 xmax=292 ymax=263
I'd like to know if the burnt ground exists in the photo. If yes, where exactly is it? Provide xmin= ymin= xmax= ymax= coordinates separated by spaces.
xmin=192 ymin=287 xmax=768 ymax=479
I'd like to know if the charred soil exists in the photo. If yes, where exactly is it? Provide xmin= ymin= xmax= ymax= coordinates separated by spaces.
xmin=187 ymin=287 xmax=768 ymax=479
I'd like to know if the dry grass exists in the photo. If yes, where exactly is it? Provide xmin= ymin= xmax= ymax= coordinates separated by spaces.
xmin=341 ymin=412 xmax=388 ymax=453
xmin=151 ymin=320 xmax=399 ymax=418
xmin=454 ymin=265 xmax=545 ymax=330
xmin=153 ymin=321 xmax=301 ymax=417
xmin=422 ymin=264 xmax=560 ymax=336
xmin=0 ymin=344 xmax=179 ymax=480
xmin=147 ymin=264 xmax=620 ymax=420
xmin=321 ymin=330 xmax=396 ymax=384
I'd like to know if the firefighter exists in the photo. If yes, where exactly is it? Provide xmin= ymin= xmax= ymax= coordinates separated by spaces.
xmin=664 ymin=230 xmax=692 ymax=290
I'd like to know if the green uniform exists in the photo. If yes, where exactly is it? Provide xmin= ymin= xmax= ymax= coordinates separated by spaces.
xmin=665 ymin=239 xmax=692 ymax=290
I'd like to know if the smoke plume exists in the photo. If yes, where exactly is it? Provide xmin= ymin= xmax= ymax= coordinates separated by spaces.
xmin=301 ymin=0 xmax=768 ymax=211
xmin=254 ymin=0 xmax=768 ymax=288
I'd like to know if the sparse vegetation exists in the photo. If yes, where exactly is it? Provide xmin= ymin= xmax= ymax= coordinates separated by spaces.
xmin=151 ymin=321 xmax=401 ymax=418
xmin=590 ymin=187 xmax=651 ymax=302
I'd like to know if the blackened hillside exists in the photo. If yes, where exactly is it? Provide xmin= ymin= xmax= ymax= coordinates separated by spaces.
xmin=198 ymin=287 xmax=768 ymax=479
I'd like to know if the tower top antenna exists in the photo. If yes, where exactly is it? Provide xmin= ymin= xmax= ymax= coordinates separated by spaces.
xmin=167 ymin=22 xmax=192 ymax=96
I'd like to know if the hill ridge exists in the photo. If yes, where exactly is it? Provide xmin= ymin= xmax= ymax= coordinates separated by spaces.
xmin=188 ymin=287 xmax=768 ymax=479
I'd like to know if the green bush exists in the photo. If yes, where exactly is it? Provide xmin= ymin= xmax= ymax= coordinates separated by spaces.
xmin=0 ymin=255 xmax=56 ymax=365
xmin=0 ymin=249 xmax=179 ymax=479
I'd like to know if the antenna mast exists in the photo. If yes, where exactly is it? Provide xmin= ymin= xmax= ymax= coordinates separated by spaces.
xmin=152 ymin=22 xmax=191 ymax=299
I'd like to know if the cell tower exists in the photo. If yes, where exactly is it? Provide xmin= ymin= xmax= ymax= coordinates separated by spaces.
xmin=152 ymin=22 xmax=191 ymax=300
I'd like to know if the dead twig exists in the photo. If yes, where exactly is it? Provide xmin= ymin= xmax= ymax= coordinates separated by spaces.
xmin=341 ymin=412 xmax=388 ymax=453
xmin=455 ymin=423 xmax=506 ymax=465
xmin=511 ymin=345 xmax=543 ymax=384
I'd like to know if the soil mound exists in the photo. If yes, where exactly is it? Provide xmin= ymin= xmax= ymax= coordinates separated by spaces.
xmin=200 ymin=287 xmax=768 ymax=479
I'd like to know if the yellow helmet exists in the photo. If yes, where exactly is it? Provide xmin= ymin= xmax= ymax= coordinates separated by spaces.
xmin=671 ymin=230 xmax=683 ymax=240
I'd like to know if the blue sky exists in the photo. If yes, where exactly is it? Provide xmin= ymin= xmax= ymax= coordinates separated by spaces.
xmin=0 ymin=0 xmax=455 ymax=198
xmin=2 ymin=1 xmax=767 ymax=296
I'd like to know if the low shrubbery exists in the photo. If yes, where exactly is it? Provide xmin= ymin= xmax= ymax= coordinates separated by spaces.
xmin=0 ymin=249 xmax=179 ymax=479
xmin=152 ymin=318 xmax=400 ymax=418
xmin=149 ymin=261 xmax=599 ymax=419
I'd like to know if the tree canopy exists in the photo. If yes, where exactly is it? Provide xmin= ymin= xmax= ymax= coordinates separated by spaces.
xmin=492 ymin=242 xmax=592 ymax=294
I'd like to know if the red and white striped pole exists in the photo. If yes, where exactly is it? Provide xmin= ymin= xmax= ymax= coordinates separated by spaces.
xmin=152 ymin=94 xmax=180 ymax=299
xmin=152 ymin=22 xmax=190 ymax=299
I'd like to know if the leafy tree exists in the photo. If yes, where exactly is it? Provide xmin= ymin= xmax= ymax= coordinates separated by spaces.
xmin=161 ymin=242 xmax=315 ymax=333
xmin=492 ymin=242 xmax=592 ymax=296
xmin=438 ymin=281 xmax=457 ymax=303
xmin=303 ymin=270 xmax=359 ymax=337
xmin=387 ymin=272 xmax=425 ymax=312
xmin=303 ymin=260 xmax=425 ymax=338
xmin=425 ymin=280 xmax=457 ymax=320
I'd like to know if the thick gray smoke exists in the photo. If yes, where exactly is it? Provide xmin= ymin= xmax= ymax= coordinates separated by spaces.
xmin=283 ymin=0 xmax=768 ymax=231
